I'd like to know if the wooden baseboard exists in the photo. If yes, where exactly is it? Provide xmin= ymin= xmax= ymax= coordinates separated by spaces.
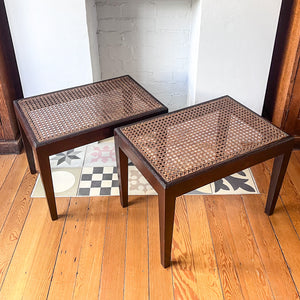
xmin=293 ymin=136 xmax=300 ymax=149
xmin=0 ymin=136 xmax=23 ymax=154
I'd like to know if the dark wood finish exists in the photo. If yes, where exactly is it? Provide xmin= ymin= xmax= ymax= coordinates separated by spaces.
xmin=158 ymin=190 xmax=176 ymax=268
xmin=264 ymin=0 xmax=300 ymax=148
xmin=263 ymin=0 xmax=294 ymax=121
xmin=0 ymin=137 xmax=22 ymax=154
xmin=282 ymin=55 xmax=300 ymax=138
xmin=18 ymin=123 xmax=36 ymax=174
xmin=14 ymin=77 xmax=168 ymax=220
xmin=36 ymin=147 xmax=58 ymax=220
xmin=115 ymin=135 xmax=128 ymax=207
xmin=265 ymin=148 xmax=293 ymax=214
xmin=0 ymin=0 xmax=23 ymax=153
xmin=115 ymin=98 xmax=294 ymax=268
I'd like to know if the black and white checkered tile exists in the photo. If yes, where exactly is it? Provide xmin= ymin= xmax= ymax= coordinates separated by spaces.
xmin=78 ymin=166 xmax=119 ymax=196
xmin=31 ymin=137 xmax=259 ymax=198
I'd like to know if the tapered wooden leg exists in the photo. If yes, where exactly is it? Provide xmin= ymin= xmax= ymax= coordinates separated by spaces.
xmin=19 ymin=124 xmax=36 ymax=174
xmin=265 ymin=149 xmax=293 ymax=215
xmin=115 ymin=135 xmax=128 ymax=207
xmin=158 ymin=190 xmax=176 ymax=268
xmin=36 ymin=150 xmax=58 ymax=220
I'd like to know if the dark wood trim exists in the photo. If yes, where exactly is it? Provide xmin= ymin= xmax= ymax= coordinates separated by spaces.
xmin=293 ymin=136 xmax=300 ymax=148
xmin=0 ymin=135 xmax=22 ymax=154
xmin=262 ymin=0 xmax=295 ymax=121
xmin=0 ymin=0 xmax=23 ymax=153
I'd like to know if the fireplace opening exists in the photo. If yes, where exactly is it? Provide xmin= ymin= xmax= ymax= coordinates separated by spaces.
xmin=96 ymin=0 xmax=195 ymax=111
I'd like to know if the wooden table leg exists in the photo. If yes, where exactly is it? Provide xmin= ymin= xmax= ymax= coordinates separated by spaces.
xmin=158 ymin=190 xmax=176 ymax=268
xmin=265 ymin=148 xmax=293 ymax=215
xmin=19 ymin=124 xmax=36 ymax=174
xmin=36 ymin=149 xmax=58 ymax=220
xmin=115 ymin=135 xmax=128 ymax=207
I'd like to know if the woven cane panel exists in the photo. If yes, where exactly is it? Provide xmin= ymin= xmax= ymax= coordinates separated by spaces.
xmin=17 ymin=76 xmax=163 ymax=143
xmin=121 ymin=97 xmax=288 ymax=183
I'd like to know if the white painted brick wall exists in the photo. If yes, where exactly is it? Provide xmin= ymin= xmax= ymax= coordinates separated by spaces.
xmin=96 ymin=0 xmax=192 ymax=111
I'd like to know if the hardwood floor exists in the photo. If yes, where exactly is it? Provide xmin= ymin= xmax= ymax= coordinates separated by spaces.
xmin=0 ymin=151 xmax=299 ymax=299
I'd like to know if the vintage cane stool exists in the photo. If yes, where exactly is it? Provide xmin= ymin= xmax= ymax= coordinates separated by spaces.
xmin=114 ymin=96 xmax=294 ymax=268
xmin=14 ymin=75 xmax=168 ymax=220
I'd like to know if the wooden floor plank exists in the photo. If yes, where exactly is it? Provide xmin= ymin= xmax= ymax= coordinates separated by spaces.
xmin=281 ymin=191 xmax=300 ymax=235
xmin=0 ymin=152 xmax=28 ymax=231
xmin=224 ymin=196 xmax=275 ymax=299
xmin=260 ymin=154 xmax=299 ymax=197
xmin=266 ymin=196 xmax=300 ymax=293
xmin=98 ymin=196 xmax=127 ymax=300
xmin=243 ymin=194 xmax=299 ymax=299
xmin=0 ymin=151 xmax=299 ymax=299
xmin=0 ymin=169 xmax=36 ymax=289
xmin=252 ymin=158 xmax=300 ymax=236
xmin=286 ymin=153 xmax=300 ymax=196
xmin=0 ymin=154 xmax=16 ymax=189
xmin=185 ymin=195 xmax=223 ymax=299
xmin=294 ymin=150 xmax=300 ymax=162
xmin=148 ymin=195 xmax=174 ymax=300
xmin=124 ymin=196 xmax=148 ymax=300
xmin=47 ymin=197 xmax=90 ymax=300
xmin=72 ymin=197 xmax=108 ymax=299
xmin=205 ymin=196 xmax=244 ymax=299
xmin=0 ymin=197 xmax=69 ymax=299
xmin=172 ymin=196 xmax=199 ymax=300
xmin=250 ymin=162 xmax=271 ymax=194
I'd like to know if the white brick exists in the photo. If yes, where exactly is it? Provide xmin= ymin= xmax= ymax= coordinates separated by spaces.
xmin=109 ymin=45 xmax=133 ymax=61
xmin=132 ymin=45 xmax=158 ymax=59
xmin=156 ymin=1 xmax=191 ymax=18
xmin=156 ymin=16 xmax=191 ymax=31
xmin=98 ymin=32 xmax=122 ymax=46
xmin=122 ymin=2 xmax=155 ymax=18
xmin=122 ymin=31 xmax=158 ymax=47
xmin=123 ymin=60 xmax=139 ymax=73
xmin=139 ymin=32 xmax=159 ymax=46
xmin=96 ymin=0 xmax=192 ymax=110
xmin=129 ymin=71 xmax=154 ymax=83
xmin=172 ymin=71 xmax=188 ymax=83
xmin=99 ymin=19 xmax=120 ymax=31
xmin=169 ymin=94 xmax=188 ymax=110
xmin=98 ymin=45 xmax=111 ymax=59
xmin=135 ymin=18 xmax=156 ymax=32
xmin=121 ymin=31 xmax=138 ymax=45
xmin=103 ymin=0 xmax=128 ymax=4
xmin=171 ymin=82 xmax=187 ymax=94
xmin=153 ymin=71 xmax=173 ymax=82
xmin=97 ymin=4 xmax=121 ymax=19
xmin=119 ymin=19 xmax=135 ymax=32
xmin=158 ymin=31 xmax=188 ymax=45
xmin=100 ymin=57 xmax=124 ymax=78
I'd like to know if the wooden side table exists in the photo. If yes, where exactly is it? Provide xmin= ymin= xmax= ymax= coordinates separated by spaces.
xmin=114 ymin=96 xmax=294 ymax=268
xmin=14 ymin=75 xmax=168 ymax=220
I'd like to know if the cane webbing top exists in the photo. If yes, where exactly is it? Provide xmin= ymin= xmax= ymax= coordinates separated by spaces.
xmin=120 ymin=96 xmax=288 ymax=183
xmin=16 ymin=76 xmax=164 ymax=143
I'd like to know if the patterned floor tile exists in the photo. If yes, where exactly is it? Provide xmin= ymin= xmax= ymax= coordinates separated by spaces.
xmin=32 ymin=137 xmax=259 ymax=197
xmin=84 ymin=138 xmax=116 ymax=167
xmin=78 ymin=166 xmax=119 ymax=196
xmin=50 ymin=146 xmax=86 ymax=168
xmin=128 ymin=167 xmax=156 ymax=195
xmin=212 ymin=168 xmax=258 ymax=194
xmin=186 ymin=184 xmax=212 ymax=195
xmin=31 ymin=168 xmax=82 ymax=197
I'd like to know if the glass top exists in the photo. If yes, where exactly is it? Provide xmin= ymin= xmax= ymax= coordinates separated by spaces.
xmin=17 ymin=76 xmax=165 ymax=143
xmin=120 ymin=96 xmax=288 ymax=183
